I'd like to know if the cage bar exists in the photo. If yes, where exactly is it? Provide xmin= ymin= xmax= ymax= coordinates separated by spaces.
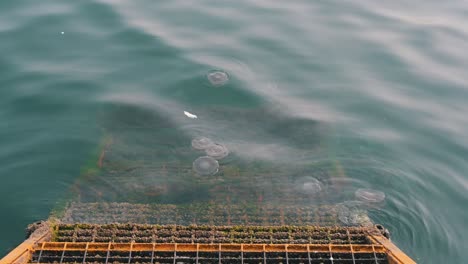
xmin=0 ymin=223 xmax=415 ymax=264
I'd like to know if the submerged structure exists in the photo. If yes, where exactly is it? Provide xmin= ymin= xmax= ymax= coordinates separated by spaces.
xmin=1 ymin=222 xmax=415 ymax=264
xmin=0 ymin=105 xmax=416 ymax=263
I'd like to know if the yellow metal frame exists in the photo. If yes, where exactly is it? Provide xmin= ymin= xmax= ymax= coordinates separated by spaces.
xmin=1 ymin=237 xmax=416 ymax=264
xmin=369 ymin=234 xmax=416 ymax=264
xmin=0 ymin=224 xmax=50 ymax=264
xmin=31 ymin=241 xmax=388 ymax=254
xmin=0 ymin=221 xmax=417 ymax=264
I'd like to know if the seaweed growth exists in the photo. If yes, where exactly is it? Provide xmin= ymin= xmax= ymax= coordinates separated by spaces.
xmin=337 ymin=201 xmax=372 ymax=227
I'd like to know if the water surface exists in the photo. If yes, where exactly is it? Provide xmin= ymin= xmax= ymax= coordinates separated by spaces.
xmin=1 ymin=0 xmax=468 ymax=262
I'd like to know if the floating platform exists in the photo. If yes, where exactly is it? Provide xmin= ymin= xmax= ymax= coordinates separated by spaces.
xmin=1 ymin=222 xmax=416 ymax=264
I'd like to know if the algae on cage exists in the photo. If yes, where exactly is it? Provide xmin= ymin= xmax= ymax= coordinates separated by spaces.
xmin=49 ymin=104 xmax=370 ymax=227
xmin=50 ymin=223 xmax=378 ymax=245
xmin=61 ymin=201 xmax=359 ymax=226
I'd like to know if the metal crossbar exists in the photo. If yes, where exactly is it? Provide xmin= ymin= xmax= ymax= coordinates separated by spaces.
xmin=34 ymin=242 xmax=387 ymax=253
xmin=0 ymin=222 xmax=416 ymax=264
xmin=31 ymin=242 xmax=389 ymax=263
xmin=54 ymin=224 xmax=375 ymax=245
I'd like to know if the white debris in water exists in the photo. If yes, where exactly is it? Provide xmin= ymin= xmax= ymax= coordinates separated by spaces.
xmin=184 ymin=111 xmax=197 ymax=119
xmin=61 ymin=32 xmax=64 ymax=34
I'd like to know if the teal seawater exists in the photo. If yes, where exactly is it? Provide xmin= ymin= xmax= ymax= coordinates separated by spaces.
xmin=1 ymin=0 xmax=468 ymax=262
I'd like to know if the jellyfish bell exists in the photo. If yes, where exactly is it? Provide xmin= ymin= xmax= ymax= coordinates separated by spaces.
xmin=302 ymin=181 xmax=322 ymax=193
xmin=205 ymin=143 xmax=229 ymax=160
xmin=355 ymin=188 xmax=385 ymax=203
xmin=336 ymin=201 xmax=372 ymax=227
xmin=207 ymin=70 xmax=229 ymax=86
xmin=191 ymin=137 xmax=215 ymax=150
xmin=294 ymin=176 xmax=323 ymax=195
xmin=193 ymin=156 xmax=219 ymax=176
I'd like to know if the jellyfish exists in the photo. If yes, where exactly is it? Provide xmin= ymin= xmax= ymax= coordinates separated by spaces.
xmin=355 ymin=188 xmax=385 ymax=203
xmin=294 ymin=176 xmax=323 ymax=194
xmin=191 ymin=137 xmax=214 ymax=150
xmin=207 ymin=70 xmax=229 ymax=86
xmin=193 ymin=156 xmax=219 ymax=176
xmin=336 ymin=201 xmax=372 ymax=227
xmin=205 ymin=143 xmax=229 ymax=160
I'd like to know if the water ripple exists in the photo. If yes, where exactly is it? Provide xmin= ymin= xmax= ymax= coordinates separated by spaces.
xmin=0 ymin=0 xmax=467 ymax=262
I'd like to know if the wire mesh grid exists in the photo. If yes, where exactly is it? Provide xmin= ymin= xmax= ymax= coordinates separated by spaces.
xmin=53 ymin=224 xmax=380 ymax=244
xmin=65 ymin=156 xmax=373 ymax=227
xmin=67 ymin=107 xmax=368 ymax=229
xmin=31 ymin=241 xmax=388 ymax=264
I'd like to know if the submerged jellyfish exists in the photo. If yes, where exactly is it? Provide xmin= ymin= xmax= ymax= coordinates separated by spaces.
xmin=205 ymin=143 xmax=229 ymax=160
xmin=355 ymin=188 xmax=385 ymax=203
xmin=207 ymin=70 xmax=229 ymax=86
xmin=193 ymin=156 xmax=219 ymax=176
xmin=191 ymin=137 xmax=214 ymax=150
xmin=294 ymin=176 xmax=323 ymax=195
xmin=337 ymin=201 xmax=372 ymax=227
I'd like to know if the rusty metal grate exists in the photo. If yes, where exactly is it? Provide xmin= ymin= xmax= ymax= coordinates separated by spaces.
xmin=53 ymin=224 xmax=377 ymax=244
xmin=30 ymin=242 xmax=388 ymax=264
xmin=27 ymin=225 xmax=389 ymax=263
xmin=1 ymin=223 xmax=415 ymax=264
